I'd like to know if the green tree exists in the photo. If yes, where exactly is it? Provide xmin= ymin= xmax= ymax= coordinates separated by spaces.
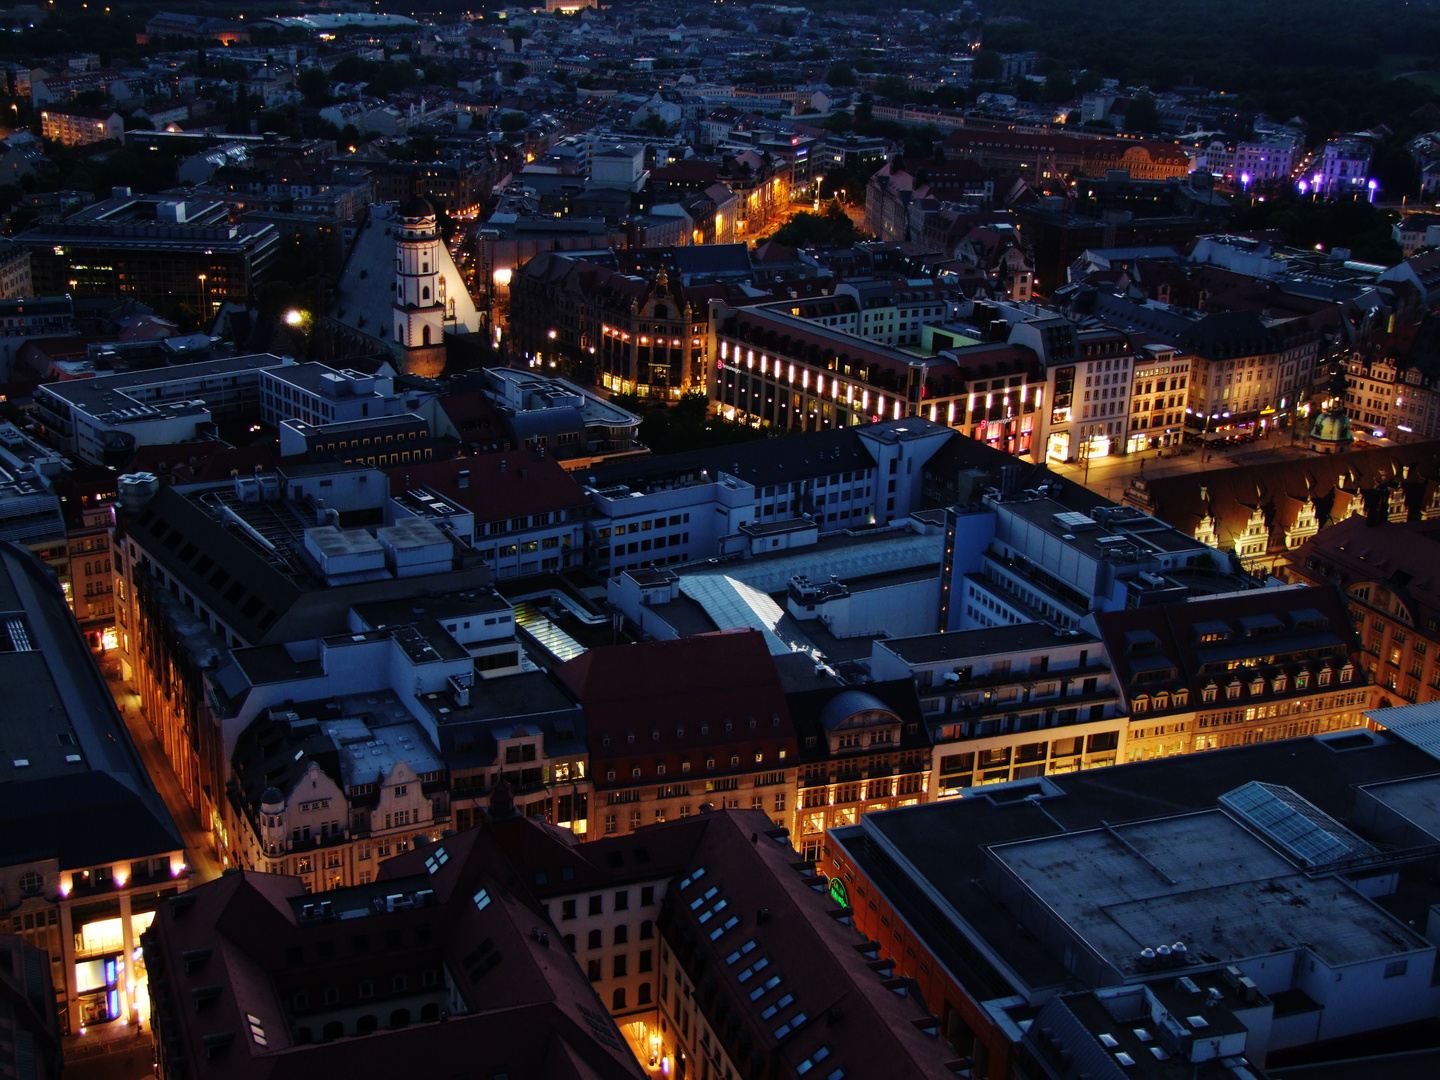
xmin=974 ymin=49 xmax=1004 ymax=81
xmin=498 ymin=111 xmax=528 ymax=133
xmin=874 ymin=74 xmax=909 ymax=101
xmin=768 ymin=201 xmax=863 ymax=247
xmin=1124 ymin=92 xmax=1160 ymax=134
xmin=1043 ymin=69 xmax=1075 ymax=103
xmin=297 ymin=66 xmax=329 ymax=106
xmin=825 ymin=63 xmax=857 ymax=87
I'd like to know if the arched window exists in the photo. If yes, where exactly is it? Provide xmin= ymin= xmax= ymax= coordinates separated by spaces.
xmin=322 ymin=1021 xmax=344 ymax=1041
xmin=422 ymin=325 xmax=431 ymax=346
xmin=422 ymin=286 xmax=430 ymax=300
xmin=612 ymin=987 xmax=627 ymax=1010
xmin=356 ymin=1015 xmax=377 ymax=1035
xmin=1132 ymin=695 xmax=1149 ymax=713
xmin=422 ymin=262 xmax=428 ymax=273
xmin=420 ymin=1003 xmax=440 ymax=1022
xmin=389 ymin=1008 xmax=411 ymax=1029
xmin=447 ymin=298 xmax=455 ymax=319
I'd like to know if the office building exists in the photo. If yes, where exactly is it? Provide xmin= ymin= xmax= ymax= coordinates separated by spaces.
xmin=258 ymin=361 xmax=438 ymax=434
xmin=34 ymin=353 xmax=290 ymax=465
xmin=18 ymin=191 xmax=279 ymax=315
xmin=872 ymin=624 xmax=1127 ymax=795
xmin=580 ymin=418 xmax=953 ymax=579
xmin=942 ymin=492 xmax=1249 ymax=634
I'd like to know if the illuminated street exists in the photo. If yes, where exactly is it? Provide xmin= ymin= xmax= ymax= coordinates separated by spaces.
xmin=108 ymin=678 xmax=223 ymax=886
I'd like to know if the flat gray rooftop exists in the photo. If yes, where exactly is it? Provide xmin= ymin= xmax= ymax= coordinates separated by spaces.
xmin=882 ymin=622 xmax=1098 ymax=665
xmin=1359 ymin=773 xmax=1440 ymax=845
xmin=993 ymin=811 xmax=1429 ymax=972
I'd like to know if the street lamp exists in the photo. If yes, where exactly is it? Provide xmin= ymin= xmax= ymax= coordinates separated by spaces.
xmin=197 ymin=273 xmax=208 ymax=319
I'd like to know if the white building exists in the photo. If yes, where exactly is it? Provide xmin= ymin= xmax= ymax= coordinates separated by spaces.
xmin=34 ymin=352 xmax=290 ymax=465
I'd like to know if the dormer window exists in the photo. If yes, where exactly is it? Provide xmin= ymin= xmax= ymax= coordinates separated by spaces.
xmin=1295 ymin=671 xmax=1309 ymax=689
xmin=1340 ymin=663 xmax=1354 ymax=684
xmin=1133 ymin=695 xmax=1150 ymax=713
xmin=1318 ymin=668 xmax=1332 ymax=686
xmin=1202 ymin=685 xmax=1217 ymax=703
xmin=1272 ymin=673 xmax=1287 ymax=693
xmin=1173 ymin=689 xmax=1188 ymax=707
xmin=1153 ymin=692 xmax=1169 ymax=711
xmin=1226 ymin=681 xmax=1241 ymax=701
xmin=1249 ymin=677 xmax=1265 ymax=696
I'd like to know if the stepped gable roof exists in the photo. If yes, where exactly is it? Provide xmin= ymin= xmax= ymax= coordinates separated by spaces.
xmin=1130 ymin=443 xmax=1440 ymax=555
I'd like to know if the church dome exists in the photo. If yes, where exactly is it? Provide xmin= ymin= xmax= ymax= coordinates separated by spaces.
xmin=397 ymin=195 xmax=435 ymax=220
xmin=1309 ymin=408 xmax=1353 ymax=447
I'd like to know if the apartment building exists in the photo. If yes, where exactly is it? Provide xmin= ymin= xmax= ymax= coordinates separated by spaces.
xmin=229 ymin=696 xmax=448 ymax=892
xmin=112 ymin=464 xmax=491 ymax=857
xmin=142 ymin=828 xmax=647 ymax=1080
xmin=385 ymin=451 xmax=591 ymax=579
xmin=784 ymin=681 xmax=932 ymax=860
xmin=1314 ymin=135 xmax=1375 ymax=198
xmin=54 ymin=465 xmax=118 ymax=646
xmin=831 ymin=278 xmax=967 ymax=349
xmin=0 ymin=541 xmax=185 ymax=1035
xmin=415 ymin=668 xmax=589 ymax=834
xmin=1181 ymin=310 xmax=1289 ymax=439
xmin=1095 ymin=584 xmax=1370 ymax=759
xmin=555 ymin=631 xmax=798 ymax=839
xmin=871 ymin=624 xmax=1126 ymax=795
xmin=39 ymin=105 xmax=122 ymax=147
xmin=1344 ymin=349 xmax=1399 ymax=437
xmin=1125 ymin=343 xmax=1192 ymax=453
xmin=1287 ymin=515 xmax=1440 ymax=707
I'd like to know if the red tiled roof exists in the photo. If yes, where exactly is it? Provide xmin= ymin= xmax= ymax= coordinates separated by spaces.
xmin=554 ymin=630 xmax=797 ymax=783
xmin=125 ymin=442 xmax=280 ymax=486
xmin=385 ymin=450 xmax=590 ymax=525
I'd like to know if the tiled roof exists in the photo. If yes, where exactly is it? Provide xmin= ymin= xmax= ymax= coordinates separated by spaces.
xmin=554 ymin=630 xmax=797 ymax=782
xmin=143 ymin=828 xmax=648 ymax=1080
xmin=385 ymin=450 xmax=590 ymax=526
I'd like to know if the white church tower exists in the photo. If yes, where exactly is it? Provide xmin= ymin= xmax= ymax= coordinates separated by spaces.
xmin=391 ymin=196 xmax=447 ymax=377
